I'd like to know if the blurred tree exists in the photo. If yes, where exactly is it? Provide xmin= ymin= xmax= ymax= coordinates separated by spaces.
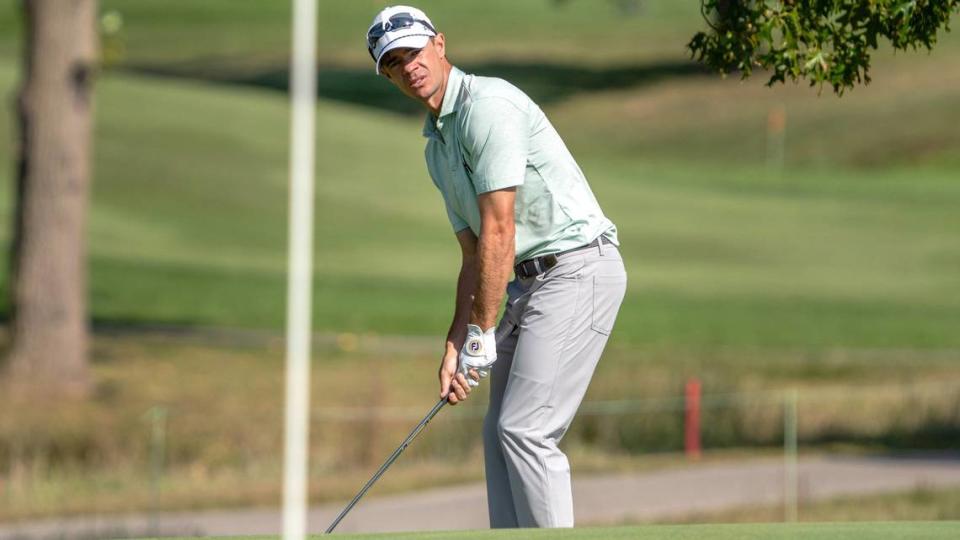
xmin=3 ymin=0 xmax=98 ymax=398
xmin=689 ymin=0 xmax=960 ymax=95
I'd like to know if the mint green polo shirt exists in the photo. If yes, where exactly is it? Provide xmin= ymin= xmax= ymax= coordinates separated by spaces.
xmin=423 ymin=66 xmax=618 ymax=263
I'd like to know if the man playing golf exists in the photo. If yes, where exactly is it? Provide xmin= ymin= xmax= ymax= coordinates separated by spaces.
xmin=367 ymin=5 xmax=627 ymax=528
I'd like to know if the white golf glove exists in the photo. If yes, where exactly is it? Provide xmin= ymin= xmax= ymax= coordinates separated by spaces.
xmin=459 ymin=324 xmax=497 ymax=387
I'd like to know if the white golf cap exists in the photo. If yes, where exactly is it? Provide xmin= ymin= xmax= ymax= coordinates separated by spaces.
xmin=366 ymin=5 xmax=437 ymax=74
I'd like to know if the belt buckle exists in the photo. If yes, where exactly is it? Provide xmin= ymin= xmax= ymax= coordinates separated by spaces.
xmin=515 ymin=253 xmax=560 ymax=279
xmin=543 ymin=254 xmax=558 ymax=271
xmin=515 ymin=260 xmax=532 ymax=279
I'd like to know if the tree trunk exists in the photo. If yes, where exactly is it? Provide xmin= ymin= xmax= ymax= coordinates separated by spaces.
xmin=4 ymin=0 xmax=98 ymax=399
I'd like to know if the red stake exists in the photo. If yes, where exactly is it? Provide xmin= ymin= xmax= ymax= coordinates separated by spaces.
xmin=685 ymin=378 xmax=702 ymax=461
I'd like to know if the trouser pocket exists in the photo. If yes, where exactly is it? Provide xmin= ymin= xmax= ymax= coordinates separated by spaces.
xmin=590 ymin=273 xmax=627 ymax=335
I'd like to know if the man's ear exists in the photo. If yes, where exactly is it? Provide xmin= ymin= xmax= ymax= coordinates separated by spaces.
xmin=433 ymin=33 xmax=446 ymax=59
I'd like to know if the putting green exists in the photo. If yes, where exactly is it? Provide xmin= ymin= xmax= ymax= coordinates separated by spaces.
xmin=351 ymin=521 xmax=959 ymax=539
xmin=162 ymin=521 xmax=960 ymax=539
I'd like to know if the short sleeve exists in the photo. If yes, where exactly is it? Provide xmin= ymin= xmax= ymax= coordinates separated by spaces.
xmin=459 ymin=98 xmax=528 ymax=194
xmin=425 ymin=143 xmax=471 ymax=233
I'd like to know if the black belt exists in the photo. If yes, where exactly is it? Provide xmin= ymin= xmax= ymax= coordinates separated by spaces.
xmin=514 ymin=236 xmax=609 ymax=279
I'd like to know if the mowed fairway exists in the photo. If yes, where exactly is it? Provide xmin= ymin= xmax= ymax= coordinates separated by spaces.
xmin=0 ymin=0 xmax=959 ymax=348
xmin=1 ymin=48 xmax=959 ymax=347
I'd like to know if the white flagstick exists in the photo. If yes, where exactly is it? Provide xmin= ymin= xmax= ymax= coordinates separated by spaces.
xmin=283 ymin=1 xmax=317 ymax=540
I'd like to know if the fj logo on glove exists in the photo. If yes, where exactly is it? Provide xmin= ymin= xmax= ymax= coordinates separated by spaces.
xmin=469 ymin=339 xmax=481 ymax=353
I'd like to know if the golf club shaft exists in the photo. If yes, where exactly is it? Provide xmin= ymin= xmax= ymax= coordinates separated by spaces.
xmin=325 ymin=397 xmax=447 ymax=533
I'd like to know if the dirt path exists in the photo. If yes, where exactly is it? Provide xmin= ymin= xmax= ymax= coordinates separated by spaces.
xmin=2 ymin=454 xmax=959 ymax=538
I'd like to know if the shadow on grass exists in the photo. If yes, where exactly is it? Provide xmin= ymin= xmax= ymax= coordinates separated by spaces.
xmin=89 ymin=318 xmax=281 ymax=351
xmin=125 ymin=59 xmax=709 ymax=115
xmin=808 ymin=421 xmax=960 ymax=452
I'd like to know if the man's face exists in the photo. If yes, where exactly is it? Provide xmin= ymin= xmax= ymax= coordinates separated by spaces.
xmin=380 ymin=34 xmax=446 ymax=104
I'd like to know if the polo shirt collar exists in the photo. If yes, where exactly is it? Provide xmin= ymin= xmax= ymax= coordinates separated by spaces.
xmin=422 ymin=66 xmax=465 ymax=139
xmin=438 ymin=66 xmax=464 ymax=118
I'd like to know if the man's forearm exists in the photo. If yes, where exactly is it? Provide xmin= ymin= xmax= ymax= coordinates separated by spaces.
xmin=470 ymin=226 xmax=514 ymax=330
xmin=446 ymin=259 xmax=478 ymax=350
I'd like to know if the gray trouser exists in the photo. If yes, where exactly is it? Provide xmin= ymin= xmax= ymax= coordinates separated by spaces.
xmin=483 ymin=239 xmax=627 ymax=528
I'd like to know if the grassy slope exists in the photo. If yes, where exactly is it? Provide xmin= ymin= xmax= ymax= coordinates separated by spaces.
xmin=1 ymin=44 xmax=959 ymax=346
xmin=1 ymin=1 xmax=954 ymax=69
xmin=0 ymin=1 xmax=958 ymax=348
xmin=0 ymin=0 xmax=702 ymax=66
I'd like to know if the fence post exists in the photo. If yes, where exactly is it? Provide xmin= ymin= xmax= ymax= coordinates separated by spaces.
xmin=685 ymin=378 xmax=702 ymax=461
xmin=147 ymin=405 xmax=168 ymax=535
xmin=767 ymin=103 xmax=787 ymax=176
xmin=784 ymin=388 xmax=798 ymax=522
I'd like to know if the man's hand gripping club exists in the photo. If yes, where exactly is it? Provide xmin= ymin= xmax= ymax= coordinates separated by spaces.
xmin=439 ymin=324 xmax=497 ymax=405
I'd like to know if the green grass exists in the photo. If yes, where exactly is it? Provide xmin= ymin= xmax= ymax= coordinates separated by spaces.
xmin=350 ymin=522 xmax=960 ymax=539
xmin=678 ymin=486 xmax=960 ymax=524
xmin=2 ymin=0 xmax=956 ymax=82
xmin=3 ymin=53 xmax=960 ymax=347
xmin=0 ymin=1 xmax=958 ymax=348
xmin=0 ymin=1 xmax=706 ymax=68
xmin=155 ymin=522 xmax=960 ymax=539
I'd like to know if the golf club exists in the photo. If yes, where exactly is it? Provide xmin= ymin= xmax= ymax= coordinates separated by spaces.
xmin=325 ymin=396 xmax=447 ymax=533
